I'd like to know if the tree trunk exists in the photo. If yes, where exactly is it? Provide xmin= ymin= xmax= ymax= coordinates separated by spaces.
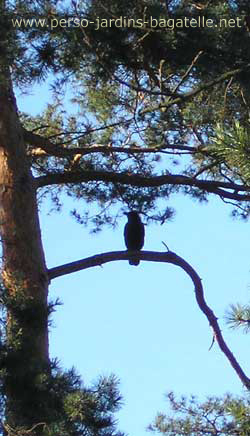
xmin=0 ymin=68 xmax=49 ymax=431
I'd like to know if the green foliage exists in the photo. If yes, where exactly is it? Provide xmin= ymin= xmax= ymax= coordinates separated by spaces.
xmin=148 ymin=392 xmax=250 ymax=436
xmin=8 ymin=0 xmax=250 ymax=229
xmin=0 ymin=281 xmax=123 ymax=436
xmin=225 ymin=303 xmax=250 ymax=333
xmin=210 ymin=122 xmax=250 ymax=184
xmin=0 ymin=363 xmax=123 ymax=436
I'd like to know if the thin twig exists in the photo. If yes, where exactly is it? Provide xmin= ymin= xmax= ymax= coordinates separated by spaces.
xmin=173 ymin=50 xmax=203 ymax=94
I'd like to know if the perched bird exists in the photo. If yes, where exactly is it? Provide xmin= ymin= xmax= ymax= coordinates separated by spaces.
xmin=124 ymin=211 xmax=145 ymax=266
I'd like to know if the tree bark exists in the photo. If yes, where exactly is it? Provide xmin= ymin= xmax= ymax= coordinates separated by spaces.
xmin=0 ymin=68 xmax=49 ymax=430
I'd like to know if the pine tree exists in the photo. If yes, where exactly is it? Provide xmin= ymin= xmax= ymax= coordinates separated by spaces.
xmin=1 ymin=0 xmax=250 ymax=433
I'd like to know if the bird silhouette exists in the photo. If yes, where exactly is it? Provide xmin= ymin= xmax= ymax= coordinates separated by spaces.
xmin=124 ymin=211 xmax=145 ymax=266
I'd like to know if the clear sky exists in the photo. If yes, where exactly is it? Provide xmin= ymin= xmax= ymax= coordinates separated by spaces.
xmin=17 ymin=84 xmax=250 ymax=436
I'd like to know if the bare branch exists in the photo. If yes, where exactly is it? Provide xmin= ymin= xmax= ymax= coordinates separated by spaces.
xmin=35 ymin=169 xmax=250 ymax=201
xmin=192 ymin=161 xmax=220 ymax=178
xmin=48 ymin=249 xmax=250 ymax=389
xmin=139 ymin=65 xmax=250 ymax=116
xmin=23 ymin=128 xmax=198 ymax=158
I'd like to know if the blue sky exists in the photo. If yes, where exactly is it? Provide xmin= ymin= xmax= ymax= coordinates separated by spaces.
xmin=17 ymin=85 xmax=250 ymax=436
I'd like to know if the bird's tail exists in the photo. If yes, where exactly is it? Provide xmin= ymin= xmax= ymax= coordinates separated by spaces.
xmin=129 ymin=259 xmax=140 ymax=266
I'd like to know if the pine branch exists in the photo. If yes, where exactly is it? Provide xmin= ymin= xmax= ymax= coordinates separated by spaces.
xmin=139 ymin=65 xmax=250 ymax=116
xmin=35 ymin=170 xmax=250 ymax=201
xmin=23 ymin=128 xmax=198 ymax=158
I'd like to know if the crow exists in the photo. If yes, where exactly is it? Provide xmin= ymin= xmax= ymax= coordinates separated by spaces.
xmin=124 ymin=211 xmax=145 ymax=266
